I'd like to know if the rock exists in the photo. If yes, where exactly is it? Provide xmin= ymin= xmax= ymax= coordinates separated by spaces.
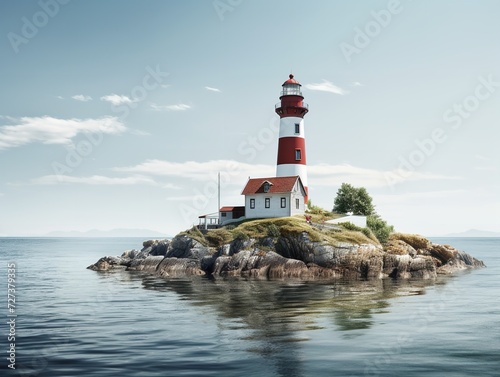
xmin=87 ymin=256 xmax=128 ymax=271
xmin=230 ymin=237 xmax=254 ymax=254
xmin=135 ymin=246 xmax=153 ymax=260
xmin=429 ymin=244 xmax=458 ymax=265
xmin=166 ymin=235 xmax=210 ymax=259
xmin=127 ymin=256 xmax=164 ymax=272
xmin=150 ymin=240 xmax=170 ymax=256
xmin=88 ymin=232 xmax=485 ymax=280
xmin=121 ymin=249 xmax=139 ymax=259
xmin=201 ymin=254 xmax=218 ymax=274
xmin=156 ymin=258 xmax=204 ymax=277
xmin=437 ymin=250 xmax=485 ymax=274
xmin=219 ymin=244 xmax=231 ymax=256
xmin=385 ymin=239 xmax=417 ymax=256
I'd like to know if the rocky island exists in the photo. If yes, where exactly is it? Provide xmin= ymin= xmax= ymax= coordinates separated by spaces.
xmin=87 ymin=217 xmax=485 ymax=280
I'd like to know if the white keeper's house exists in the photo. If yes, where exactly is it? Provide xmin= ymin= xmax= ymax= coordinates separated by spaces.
xmin=241 ymin=176 xmax=306 ymax=219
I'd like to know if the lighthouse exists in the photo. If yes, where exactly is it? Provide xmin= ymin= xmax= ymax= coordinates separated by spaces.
xmin=275 ymin=74 xmax=309 ymax=204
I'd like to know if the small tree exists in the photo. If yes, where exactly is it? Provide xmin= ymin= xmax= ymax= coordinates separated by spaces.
xmin=367 ymin=215 xmax=394 ymax=244
xmin=333 ymin=183 xmax=375 ymax=216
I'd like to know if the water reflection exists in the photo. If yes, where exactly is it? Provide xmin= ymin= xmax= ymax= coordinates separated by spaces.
xmin=95 ymin=269 xmax=450 ymax=377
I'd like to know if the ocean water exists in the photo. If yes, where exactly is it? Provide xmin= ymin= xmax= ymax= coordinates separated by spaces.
xmin=0 ymin=237 xmax=498 ymax=377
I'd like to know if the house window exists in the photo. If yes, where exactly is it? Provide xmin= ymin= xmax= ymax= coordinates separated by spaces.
xmin=295 ymin=198 xmax=300 ymax=209
xmin=263 ymin=182 xmax=270 ymax=193
xmin=281 ymin=197 xmax=286 ymax=208
xmin=250 ymin=199 xmax=255 ymax=209
xmin=295 ymin=149 xmax=301 ymax=160
xmin=265 ymin=198 xmax=270 ymax=208
xmin=295 ymin=123 xmax=300 ymax=134
xmin=221 ymin=212 xmax=227 ymax=217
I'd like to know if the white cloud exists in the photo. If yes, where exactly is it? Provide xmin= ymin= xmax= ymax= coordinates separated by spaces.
xmin=165 ymin=195 xmax=199 ymax=201
xmin=304 ymin=80 xmax=348 ymax=95
xmin=150 ymin=103 xmax=192 ymax=111
xmin=100 ymin=94 xmax=135 ymax=106
xmin=56 ymin=96 xmax=64 ymax=100
xmin=114 ymin=159 xmax=457 ymax=189
xmin=72 ymin=94 xmax=92 ymax=102
xmin=475 ymin=154 xmax=490 ymax=162
xmin=205 ymin=86 xmax=221 ymax=92
xmin=375 ymin=189 xmax=466 ymax=204
xmin=163 ymin=183 xmax=181 ymax=190
xmin=0 ymin=116 xmax=126 ymax=150
xmin=31 ymin=175 xmax=158 ymax=186
xmin=115 ymin=159 xmax=274 ymax=183
xmin=308 ymin=163 xmax=459 ymax=188
xmin=128 ymin=129 xmax=151 ymax=136
xmin=352 ymin=81 xmax=363 ymax=87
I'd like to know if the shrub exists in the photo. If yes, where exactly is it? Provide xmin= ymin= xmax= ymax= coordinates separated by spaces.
xmin=338 ymin=222 xmax=363 ymax=232
xmin=267 ymin=223 xmax=281 ymax=238
xmin=179 ymin=226 xmax=207 ymax=246
xmin=232 ymin=230 xmax=249 ymax=241
xmin=367 ymin=215 xmax=394 ymax=244
xmin=204 ymin=229 xmax=233 ymax=248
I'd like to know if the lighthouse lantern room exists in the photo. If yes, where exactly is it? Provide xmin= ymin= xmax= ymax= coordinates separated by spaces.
xmin=275 ymin=74 xmax=309 ymax=204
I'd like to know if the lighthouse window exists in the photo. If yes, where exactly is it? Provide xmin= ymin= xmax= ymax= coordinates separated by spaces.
xmin=295 ymin=149 xmax=301 ymax=160
xmin=265 ymin=198 xmax=270 ymax=208
xmin=250 ymin=199 xmax=255 ymax=209
xmin=295 ymin=123 xmax=300 ymax=134
xmin=281 ymin=197 xmax=286 ymax=208
xmin=295 ymin=198 xmax=300 ymax=209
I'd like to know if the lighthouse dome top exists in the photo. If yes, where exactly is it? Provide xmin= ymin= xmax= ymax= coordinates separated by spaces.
xmin=283 ymin=74 xmax=301 ymax=86
xmin=280 ymin=74 xmax=303 ymax=97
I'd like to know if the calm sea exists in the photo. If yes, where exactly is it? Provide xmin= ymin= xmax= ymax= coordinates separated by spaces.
xmin=0 ymin=237 xmax=498 ymax=377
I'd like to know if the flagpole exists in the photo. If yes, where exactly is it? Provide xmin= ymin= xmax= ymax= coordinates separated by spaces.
xmin=218 ymin=171 xmax=221 ymax=225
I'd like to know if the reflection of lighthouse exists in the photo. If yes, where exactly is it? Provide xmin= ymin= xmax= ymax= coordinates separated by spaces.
xmin=275 ymin=74 xmax=309 ymax=203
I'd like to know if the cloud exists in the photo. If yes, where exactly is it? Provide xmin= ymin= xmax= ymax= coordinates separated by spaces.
xmin=114 ymin=159 xmax=458 ymax=189
xmin=72 ymin=94 xmax=92 ymax=102
xmin=308 ymin=163 xmax=459 ymax=188
xmin=475 ymin=154 xmax=490 ymax=161
xmin=375 ymin=189 xmax=467 ymax=204
xmin=304 ymin=80 xmax=348 ymax=95
xmin=100 ymin=94 xmax=135 ymax=106
xmin=205 ymin=86 xmax=221 ymax=92
xmin=351 ymin=81 xmax=363 ymax=87
xmin=163 ymin=183 xmax=181 ymax=190
xmin=115 ymin=159 xmax=274 ymax=183
xmin=128 ymin=129 xmax=151 ymax=136
xmin=150 ymin=103 xmax=192 ymax=111
xmin=31 ymin=175 xmax=158 ymax=186
xmin=0 ymin=116 xmax=126 ymax=150
xmin=56 ymin=96 xmax=64 ymax=100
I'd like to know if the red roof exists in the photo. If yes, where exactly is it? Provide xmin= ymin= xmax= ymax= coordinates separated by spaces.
xmin=241 ymin=176 xmax=302 ymax=195
xmin=283 ymin=74 xmax=301 ymax=86
xmin=219 ymin=206 xmax=245 ymax=212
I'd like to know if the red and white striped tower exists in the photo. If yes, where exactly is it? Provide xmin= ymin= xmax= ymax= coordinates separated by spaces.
xmin=275 ymin=74 xmax=309 ymax=203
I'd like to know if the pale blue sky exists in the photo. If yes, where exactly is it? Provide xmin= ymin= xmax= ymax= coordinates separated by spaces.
xmin=1 ymin=0 xmax=499 ymax=236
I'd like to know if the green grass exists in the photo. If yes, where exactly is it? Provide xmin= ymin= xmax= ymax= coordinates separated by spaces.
xmin=179 ymin=226 xmax=208 ymax=246
xmin=179 ymin=217 xmax=380 ymax=249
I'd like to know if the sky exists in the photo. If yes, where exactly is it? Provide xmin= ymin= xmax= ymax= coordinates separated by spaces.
xmin=1 ymin=0 xmax=499 ymax=237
